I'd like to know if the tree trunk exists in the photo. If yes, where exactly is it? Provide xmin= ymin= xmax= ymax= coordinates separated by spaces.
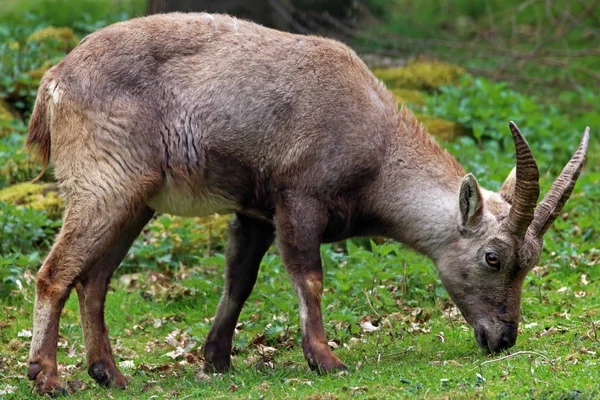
xmin=146 ymin=0 xmax=353 ymax=31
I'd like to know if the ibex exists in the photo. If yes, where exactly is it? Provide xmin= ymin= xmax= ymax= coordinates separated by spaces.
xmin=25 ymin=13 xmax=589 ymax=395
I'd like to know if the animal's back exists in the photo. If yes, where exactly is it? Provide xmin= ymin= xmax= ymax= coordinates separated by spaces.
xmin=32 ymin=13 xmax=401 ymax=217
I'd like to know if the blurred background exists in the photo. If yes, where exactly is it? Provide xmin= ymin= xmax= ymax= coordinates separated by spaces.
xmin=2 ymin=0 xmax=599 ymax=104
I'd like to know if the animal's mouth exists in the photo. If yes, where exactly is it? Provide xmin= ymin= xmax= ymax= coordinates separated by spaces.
xmin=474 ymin=323 xmax=517 ymax=353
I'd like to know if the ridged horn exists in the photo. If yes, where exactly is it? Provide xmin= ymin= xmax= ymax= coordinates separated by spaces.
xmin=527 ymin=127 xmax=590 ymax=238
xmin=504 ymin=122 xmax=540 ymax=238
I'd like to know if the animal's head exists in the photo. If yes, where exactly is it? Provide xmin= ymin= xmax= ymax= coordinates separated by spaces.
xmin=436 ymin=122 xmax=590 ymax=353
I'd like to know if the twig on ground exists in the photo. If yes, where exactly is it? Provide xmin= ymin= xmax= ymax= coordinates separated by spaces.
xmin=362 ymin=288 xmax=381 ymax=318
xmin=380 ymin=346 xmax=416 ymax=359
xmin=467 ymin=351 xmax=551 ymax=373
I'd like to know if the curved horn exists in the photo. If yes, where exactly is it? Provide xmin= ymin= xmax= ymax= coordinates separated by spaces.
xmin=527 ymin=127 xmax=590 ymax=238
xmin=504 ymin=122 xmax=540 ymax=238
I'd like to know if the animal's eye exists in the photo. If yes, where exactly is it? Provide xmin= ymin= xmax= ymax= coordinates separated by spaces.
xmin=485 ymin=252 xmax=501 ymax=268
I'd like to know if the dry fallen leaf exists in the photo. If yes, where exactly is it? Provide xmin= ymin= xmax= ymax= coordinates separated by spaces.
xmin=165 ymin=329 xmax=181 ymax=347
xmin=359 ymin=319 xmax=380 ymax=333
xmin=139 ymin=363 xmax=172 ymax=373
xmin=119 ymin=360 xmax=135 ymax=369
xmin=0 ymin=385 xmax=16 ymax=396
xmin=256 ymin=381 xmax=270 ymax=391
xmin=67 ymin=379 xmax=86 ymax=393
xmin=17 ymin=329 xmax=32 ymax=338
xmin=141 ymin=383 xmax=153 ymax=392
xmin=257 ymin=344 xmax=276 ymax=356
xmin=436 ymin=332 xmax=445 ymax=343
xmin=284 ymin=378 xmax=313 ymax=386
xmin=408 ymin=322 xmax=431 ymax=334
xmin=195 ymin=371 xmax=212 ymax=383
xmin=165 ymin=347 xmax=186 ymax=359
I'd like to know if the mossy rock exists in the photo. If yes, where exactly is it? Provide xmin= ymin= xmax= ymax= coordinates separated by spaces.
xmin=373 ymin=61 xmax=467 ymax=92
xmin=391 ymin=88 xmax=426 ymax=106
xmin=416 ymin=114 xmax=465 ymax=142
xmin=0 ymin=182 xmax=62 ymax=219
xmin=27 ymin=26 xmax=79 ymax=52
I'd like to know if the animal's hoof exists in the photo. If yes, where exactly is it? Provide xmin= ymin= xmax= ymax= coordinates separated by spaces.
xmin=28 ymin=362 xmax=43 ymax=381
xmin=29 ymin=361 xmax=66 ymax=396
xmin=311 ymin=360 xmax=348 ymax=374
xmin=37 ymin=375 xmax=66 ymax=397
xmin=88 ymin=360 xmax=127 ymax=388
xmin=306 ymin=351 xmax=347 ymax=374
xmin=201 ymin=358 xmax=232 ymax=374
xmin=112 ymin=372 xmax=129 ymax=390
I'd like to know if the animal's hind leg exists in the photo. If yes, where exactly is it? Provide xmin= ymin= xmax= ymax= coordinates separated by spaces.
xmin=75 ymin=206 xmax=154 ymax=389
xmin=203 ymin=213 xmax=274 ymax=372
xmin=27 ymin=186 xmax=156 ymax=395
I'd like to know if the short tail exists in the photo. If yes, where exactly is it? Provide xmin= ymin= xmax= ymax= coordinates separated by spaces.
xmin=25 ymin=78 xmax=52 ymax=182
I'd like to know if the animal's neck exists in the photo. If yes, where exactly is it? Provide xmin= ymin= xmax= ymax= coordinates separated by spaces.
xmin=382 ymin=173 xmax=462 ymax=260
xmin=370 ymin=113 xmax=466 ymax=260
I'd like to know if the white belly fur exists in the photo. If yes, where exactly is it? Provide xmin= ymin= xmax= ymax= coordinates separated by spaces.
xmin=147 ymin=180 xmax=239 ymax=217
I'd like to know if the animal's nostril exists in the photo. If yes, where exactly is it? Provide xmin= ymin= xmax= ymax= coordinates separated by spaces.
xmin=499 ymin=334 xmax=512 ymax=350
xmin=491 ymin=321 xmax=518 ymax=351
xmin=503 ymin=325 xmax=518 ymax=348
xmin=474 ymin=326 xmax=488 ymax=350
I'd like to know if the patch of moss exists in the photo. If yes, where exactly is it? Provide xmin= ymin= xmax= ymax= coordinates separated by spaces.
xmin=6 ymin=61 xmax=54 ymax=108
xmin=416 ymin=114 xmax=465 ymax=141
xmin=391 ymin=88 xmax=426 ymax=106
xmin=0 ymin=182 xmax=62 ymax=219
xmin=0 ymin=100 xmax=16 ymax=138
xmin=27 ymin=60 xmax=54 ymax=81
xmin=373 ymin=61 xmax=466 ymax=91
xmin=27 ymin=26 xmax=78 ymax=52
xmin=0 ymin=141 xmax=51 ymax=187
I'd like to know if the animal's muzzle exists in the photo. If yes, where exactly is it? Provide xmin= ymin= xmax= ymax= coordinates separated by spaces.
xmin=474 ymin=321 xmax=517 ymax=353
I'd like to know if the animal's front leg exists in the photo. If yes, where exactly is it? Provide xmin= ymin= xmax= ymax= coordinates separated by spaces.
xmin=275 ymin=192 xmax=346 ymax=372
xmin=203 ymin=214 xmax=274 ymax=372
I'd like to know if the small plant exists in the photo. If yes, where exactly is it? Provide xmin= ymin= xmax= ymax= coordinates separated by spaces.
xmin=0 ymin=201 xmax=58 ymax=256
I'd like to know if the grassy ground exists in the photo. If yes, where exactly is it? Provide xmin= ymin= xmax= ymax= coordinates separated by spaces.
xmin=1 ymin=1 xmax=599 ymax=399
xmin=1 ymin=235 xmax=599 ymax=399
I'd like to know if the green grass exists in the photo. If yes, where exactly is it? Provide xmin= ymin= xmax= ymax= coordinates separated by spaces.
xmin=0 ymin=240 xmax=598 ymax=398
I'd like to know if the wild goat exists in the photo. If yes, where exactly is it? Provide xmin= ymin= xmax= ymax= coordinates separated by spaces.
xmin=25 ymin=13 xmax=589 ymax=395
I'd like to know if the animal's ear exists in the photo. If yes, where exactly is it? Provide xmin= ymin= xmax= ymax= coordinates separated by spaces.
xmin=459 ymin=174 xmax=484 ymax=231
xmin=499 ymin=167 xmax=516 ymax=204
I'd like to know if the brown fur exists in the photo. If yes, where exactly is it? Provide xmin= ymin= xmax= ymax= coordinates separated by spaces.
xmin=25 ymin=13 xmax=584 ymax=395
xmin=25 ymin=71 xmax=53 ymax=181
